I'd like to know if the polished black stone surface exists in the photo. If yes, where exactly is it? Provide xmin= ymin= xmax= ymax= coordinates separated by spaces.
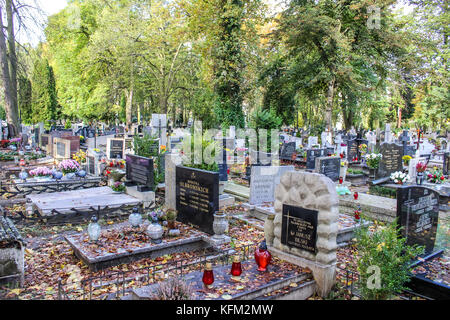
xmin=306 ymin=149 xmax=326 ymax=170
xmin=176 ymin=166 xmax=219 ymax=235
xmin=280 ymin=142 xmax=296 ymax=160
xmin=125 ymin=154 xmax=154 ymax=191
xmin=396 ymin=186 xmax=440 ymax=255
xmin=377 ymin=142 xmax=403 ymax=179
xmin=316 ymin=156 xmax=341 ymax=182
xmin=109 ymin=139 xmax=125 ymax=159
xmin=281 ymin=204 xmax=318 ymax=253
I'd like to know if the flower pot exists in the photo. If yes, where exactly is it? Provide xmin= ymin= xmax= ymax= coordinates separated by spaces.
xmin=368 ymin=168 xmax=377 ymax=180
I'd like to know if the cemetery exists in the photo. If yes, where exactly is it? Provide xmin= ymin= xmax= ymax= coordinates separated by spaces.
xmin=0 ymin=0 xmax=448 ymax=306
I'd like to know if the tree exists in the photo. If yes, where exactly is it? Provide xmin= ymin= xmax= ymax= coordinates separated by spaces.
xmin=18 ymin=75 xmax=31 ymax=123
xmin=31 ymin=58 xmax=59 ymax=123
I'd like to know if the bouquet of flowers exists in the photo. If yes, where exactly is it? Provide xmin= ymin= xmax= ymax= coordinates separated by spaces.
xmin=366 ymin=153 xmax=382 ymax=169
xmin=416 ymin=162 xmax=427 ymax=173
xmin=402 ymin=155 xmax=412 ymax=166
xmin=427 ymin=168 xmax=445 ymax=184
xmin=58 ymin=159 xmax=80 ymax=174
xmin=73 ymin=150 xmax=86 ymax=164
xmin=390 ymin=171 xmax=410 ymax=184
xmin=29 ymin=166 xmax=53 ymax=177
xmin=111 ymin=181 xmax=126 ymax=192
xmin=358 ymin=144 xmax=368 ymax=155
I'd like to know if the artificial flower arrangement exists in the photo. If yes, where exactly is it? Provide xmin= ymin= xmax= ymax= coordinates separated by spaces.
xmin=341 ymin=160 xmax=348 ymax=167
xmin=29 ymin=166 xmax=53 ymax=177
xmin=366 ymin=153 xmax=382 ymax=169
xmin=416 ymin=162 xmax=427 ymax=173
xmin=0 ymin=139 xmax=9 ymax=148
xmin=402 ymin=155 xmax=412 ymax=166
xmin=427 ymin=168 xmax=445 ymax=184
xmin=111 ymin=181 xmax=126 ymax=193
xmin=58 ymin=159 xmax=80 ymax=175
xmin=390 ymin=171 xmax=410 ymax=184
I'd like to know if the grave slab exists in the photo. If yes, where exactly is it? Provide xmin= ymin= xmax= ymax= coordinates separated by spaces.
xmin=65 ymin=222 xmax=215 ymax=271
xmin=27 ymin=186 xmax=141 ymax=215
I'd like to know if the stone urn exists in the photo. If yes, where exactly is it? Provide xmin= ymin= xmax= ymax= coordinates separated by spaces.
xmin=212 ymin=212 xmax=228 ymax=240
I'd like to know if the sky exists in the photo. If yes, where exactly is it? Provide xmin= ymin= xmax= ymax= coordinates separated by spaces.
xmin=19 ymin=0 xmax=414 ymax=45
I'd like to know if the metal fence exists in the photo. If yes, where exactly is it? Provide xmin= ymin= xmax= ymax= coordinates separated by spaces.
xmin=57 ymin=243 xmax=255 ymax=300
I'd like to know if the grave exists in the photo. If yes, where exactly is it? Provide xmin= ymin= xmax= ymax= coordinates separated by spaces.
xmin=107 ymin=138 xmax=125 ymax=160
xmin=52 ymin=137 xmax=77 ymax=160
xmin=65 ymin=222 xmax=219 ymax=271
xmin=265 ymin=171 xmax=338 ymax=297
xmin=346 ymin=138 xmax=358 ymax=162
xmin=27 ymin=186 xmax=141 ymax=215
xmin=376 ymin=142 xmax=403 ymax=179
xmin=314 ymin=156 xmax=341 ymax=182
xmin=443 ymin=152 xmax=449 ymax=176
xmin=280 ymin=142 xmax=297 ymax=161
xmin=0 ymin=217 xmax=24 ymax=286
xmin=176 ymin=166 xmax=219 ymax=236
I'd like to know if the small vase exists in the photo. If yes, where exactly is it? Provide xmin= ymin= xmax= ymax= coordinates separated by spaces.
xmin=369 ymin=168 xmax=377 ymax=180
xmin=416 ymin=172 xmax=424 ymax=185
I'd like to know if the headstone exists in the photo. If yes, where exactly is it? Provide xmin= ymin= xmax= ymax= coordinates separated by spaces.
xmin=53 ymin=137 xmax=71 ymax=160
xmin=107 ymin=138 xmax=125 ymax=160
xmin=315 ymin=156 xmax=341 ymax=182
xmin=151 ymin=114 xmax=167 ymax=148
xmin=307 ymin=136 xmax=318 ymax=148
xmin=306 ymin=149 xmax=326 ymax=170
xmin=249 ymin=166 xmax=295 ymax=205
xmin=443 ymin=152 xmax=449 ymax=175
xmin=176 ymin=166 xmax=219 ymax=235
xmin=377 ymin=142 xmax=403 ymax=179
xmin=385 ymin=124 xmax=392 ymax=142
xmin=282 ymin=204 xmax=318 ymax=253
xmin=265 ymin=171 xmax=338 ymax=297
xmin=396 ymin=186 xmax=440 ymax=255
xmin=280 ymin=142 xmax=297 ymax=161
xmin=126 ymin=154 xmax=154 ymax=191
xmin=346 ymin=138 xmax=358 ymax=161
xmin=408 ymin=157 xmax=426 ymax=182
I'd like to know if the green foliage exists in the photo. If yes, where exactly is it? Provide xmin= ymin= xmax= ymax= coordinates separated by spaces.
xmin=369 ymin=185 xmax=397 ymax=199
xmin=133 ymin=134 xmax=159 ymax=159
xmin=31 ymin=58 xmax=60 ymax=123
xmin=355 ymin=220 xmax=424 ymax=300
xmin=18 ymin=77 xmax=33 ymax=124
xmin=0 ymin=105 xmax=6 ymax=120
xmin=182 ymin=137 xmax=219 ymax=172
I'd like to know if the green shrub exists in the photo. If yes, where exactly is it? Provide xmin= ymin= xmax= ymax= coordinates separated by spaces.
xmin=355 ymin=220 xmax=424 ymax=300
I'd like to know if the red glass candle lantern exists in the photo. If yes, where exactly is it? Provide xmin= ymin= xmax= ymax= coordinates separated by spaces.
xmin=202 ymin=262 xmax=214 ymax=289
xmin=339 ymin=177 xmax=343 ymax=184
xmin=255 ymin=240 xmax=271 ymax=272
xmin=230 ymin=255 xmax=242 ymax=280
xmin=354 ymin=192 xmax=359 ymax=200
xmin=19 ymin=159 xmax=26 ymax=166
xmin=354 ymin=210 xmax=361 ymax=221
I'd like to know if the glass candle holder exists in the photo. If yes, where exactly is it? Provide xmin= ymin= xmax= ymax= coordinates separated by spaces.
xmin=230 ymin=255 xmax=242 ymax=280
xmin=202 ymin=262 xmax=214 ymax=289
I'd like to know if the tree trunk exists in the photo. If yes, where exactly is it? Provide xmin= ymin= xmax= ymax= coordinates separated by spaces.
xmin=397 ymin=105 xmax=402 ymax=128
xmin=6 ymin=0 xmax=18 ymax=124
xmin=325 ymin=77 xmax=335 ymax=132
xmin=125 ymin=88 xmax=133 ymax=130
xmin=0 ymin=6 xmax=19 ymax=137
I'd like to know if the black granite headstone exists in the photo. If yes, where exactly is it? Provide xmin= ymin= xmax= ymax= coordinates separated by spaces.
xmin=396 ymin=186 xmax=440 ymax=255
xmin=316 ymin=157 xmax=341 ymax=182
xmin=306 ymin=149 xmax=326 ymax=170
xmin=281 ymin=204 xmax=318 ymax=253
xmin=377 ymin=142 xmax=403 ymax=179
xmin=280 ymin=142 xmax=296 ymax=160
xmin=347 ymin=138 xmax=358 ymax=161
xmin=176 ymin=166 xmax=219 ymax=235
xmin=126 ymin=154 xmax=154 ymax=191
